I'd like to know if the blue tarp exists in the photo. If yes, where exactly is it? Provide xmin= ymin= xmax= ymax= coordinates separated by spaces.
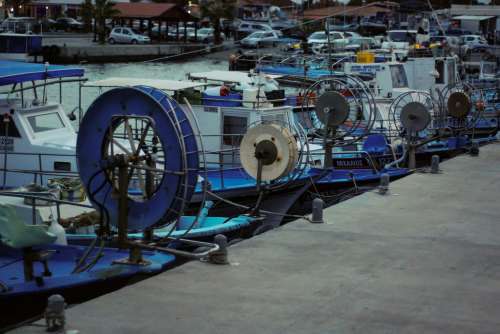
xmin=0 ymin=60 xmax=84 ymax=86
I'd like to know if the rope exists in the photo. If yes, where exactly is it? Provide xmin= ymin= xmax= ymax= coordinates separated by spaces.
xmin=206 ymin=189 xmax=313 ymax=223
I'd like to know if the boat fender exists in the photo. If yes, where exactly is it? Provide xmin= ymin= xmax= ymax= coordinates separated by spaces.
xmin=48 ymin=218 xmax=67 ymax=246
xmin=220 ymin=85 xmax=230 ymax=96
xmin=197 ymin=200 xmax=214 ymax=225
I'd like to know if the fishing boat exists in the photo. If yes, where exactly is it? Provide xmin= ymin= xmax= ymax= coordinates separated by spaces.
xmin=0 ymin=60 xmax=84 ymax=189
xmin=82 ymin=73 xmax=409 ymax=222
xmin=0 ymin=83 xmax=239 ymax=329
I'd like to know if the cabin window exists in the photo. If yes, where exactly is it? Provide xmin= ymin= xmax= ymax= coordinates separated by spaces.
xmin=0 ymin=116 xmax=21 ymax=137
xmin=222 ymin=115 xmax=247 ymax=146
xmin=54 ymin=161 xmax=71 ymax=171
xmin=447 ymin=61 xmax=456 ymax=85
xmin=435 ymin=60 xmax=444 ymax=84
xmin=389 ymin=65 xmax=408 ymax=88
xmin=27 ymin=112 xmax=65 ymax=133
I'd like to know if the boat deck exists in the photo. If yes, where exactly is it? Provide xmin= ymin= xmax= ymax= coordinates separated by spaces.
xmin=11 ymin=142 xmax=500 ymax=334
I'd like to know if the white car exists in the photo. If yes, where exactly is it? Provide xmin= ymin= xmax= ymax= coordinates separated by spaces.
xmin=307 ymin=31 xmax=349 ymax=52
xmin=460 ymin=35 xmax=488 ymax=53
xmin=382 ymin=30 xmax=419 ymax=49
xmin=189 ymin=28 xmax=225 ymax=42
xmin=108 ymin=27 xmax=150 ymax=44
xmin=344 ymin=31 xmax=362 ymax=40
xmin=240 ymin=30 xmax=280 ymax=48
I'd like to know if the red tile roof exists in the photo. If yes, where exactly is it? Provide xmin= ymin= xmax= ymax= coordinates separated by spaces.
xmin=113 ymin=3 xmax=196 ymax=20
xmin=303 ymin=4 xmax=393 ymax=20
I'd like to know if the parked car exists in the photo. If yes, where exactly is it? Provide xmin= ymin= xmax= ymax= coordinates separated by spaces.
xmin=344 ymin=31 xmax=362 ymax=40
xmin=108 ymin=27 xmax=150 ymax=44
xmin=345 ymin=37 xmax=380 ymax=51
xmin=382 ymin=30 xmax=420 ymax=49
xmin=460 ymin=34 xmax=487 ymax=46
xmin=307 ymin=31 xmax=349 ymax=51
xmin=0 ymin=17 xmax=38 ymax=33
xmin=189 ymin=28 xmax=224 ymax=42
xmin=240 ymin=30 xmax=280 ymax=48
xmin=236 ymin=22 xmax=275 ymax=39
xmin=40 ymin=18 xmax=56 ymax=32
xmin=446 ymin=28 xmax=472 ymax=36
xmin=55 ymin=17 xmax=84 ymax=32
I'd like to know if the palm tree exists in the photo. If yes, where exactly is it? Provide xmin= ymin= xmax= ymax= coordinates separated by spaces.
xmin=94 ymin=0 xmax=120 ymax=44
xmin=200 ymin=0 xmax=236 ymax=45
xmin=80 ymin=0 xmax=94 ymax=33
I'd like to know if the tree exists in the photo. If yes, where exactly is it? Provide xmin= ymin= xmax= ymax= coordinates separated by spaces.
xmin=80 ymin=0 xmax=94 ymax=33
xmin=94 ymin=0 xmax=120 ymax=44
xmin=199 ymin=0 xmax=236 ymax=45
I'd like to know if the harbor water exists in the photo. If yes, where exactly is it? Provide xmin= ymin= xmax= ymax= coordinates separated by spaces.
xmin=7 ymin=57 xmax=228 ymax=126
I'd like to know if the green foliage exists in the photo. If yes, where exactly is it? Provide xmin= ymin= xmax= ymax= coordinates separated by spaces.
xmin=199 ymin=0 xmax=236 ymax=44
xmin=94 ymin=0 xmax=120 ymax=44
xmin=80 ymin=0 xmax=93 ymax=33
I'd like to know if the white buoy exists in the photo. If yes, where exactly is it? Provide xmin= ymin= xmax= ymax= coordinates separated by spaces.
xmin=48 ymin=219 xmax=67 ymax=246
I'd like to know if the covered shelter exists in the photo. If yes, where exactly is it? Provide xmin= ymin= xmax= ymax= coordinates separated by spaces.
xmin=453 ymin=15 xmax=496 ymax=36
xmin=303 ymin=2 xmax=395 ymax=22
xmin=112 ymin=3 xmax=199 ymax=42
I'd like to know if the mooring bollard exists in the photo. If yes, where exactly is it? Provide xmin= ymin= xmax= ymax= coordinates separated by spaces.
xmin=470 ymin=141 xmax=479 ymax=156
xmin=378 ymin=173 xmax=390 ymax=195
xmin=311 ymin=197 xmax=324 ymax=224
xmin=430 ymin=155 xmax=440 ymax=174
xmin=45 ymin=294 xmax=66 ymax=332
xmin=208 ymin=234 xmax=229 ymax=265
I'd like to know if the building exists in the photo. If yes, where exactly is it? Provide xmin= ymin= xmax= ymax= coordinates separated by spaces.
xmin=439 ymin=4 xmax=500 ymax=38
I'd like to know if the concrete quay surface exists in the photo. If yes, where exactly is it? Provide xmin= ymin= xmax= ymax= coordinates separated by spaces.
xmin=11 ymin=142 xmax=500 ymax=334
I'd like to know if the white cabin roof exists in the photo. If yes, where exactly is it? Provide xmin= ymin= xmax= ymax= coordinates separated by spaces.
xmin=188 ymin=71 xmax=282 ymax=84
xmin=83 ymin=77 xmax=206 ymax=92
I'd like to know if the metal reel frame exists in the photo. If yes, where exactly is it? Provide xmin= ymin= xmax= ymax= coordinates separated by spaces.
xmin=300 ymin=75 xmax=377 ymax=147
xmin=440 ymin=82 xmax=486 ymax=131
xmin=388 ymin=90 xmax=437 ymax=138
xmin=77 ymin=86 xmax=201 ymax=233
xmin=241 ymin=119 xmax=310 ymax=191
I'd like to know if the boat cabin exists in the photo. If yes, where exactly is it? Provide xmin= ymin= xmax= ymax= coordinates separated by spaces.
xmin=0 ymin=61 xmax=85 ymax=188
xmin=84 ymin=71 xmax=299 ymax=167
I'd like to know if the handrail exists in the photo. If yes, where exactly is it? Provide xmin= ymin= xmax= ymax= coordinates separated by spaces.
xmin=7 ymin=78 xmax=88 ymax=95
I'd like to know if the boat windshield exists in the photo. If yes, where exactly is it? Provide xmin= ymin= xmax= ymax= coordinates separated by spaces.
xmin=388 ymin=31 xmax=416 ymax=43
xmin=27 ymin=112 xmax=65 ymax=133
xmin=389 ymin=64 xmax=408 ymax=88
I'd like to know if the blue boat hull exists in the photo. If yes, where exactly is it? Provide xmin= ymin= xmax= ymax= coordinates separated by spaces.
xmin=0 ymin=244 xmax=175 ymax=330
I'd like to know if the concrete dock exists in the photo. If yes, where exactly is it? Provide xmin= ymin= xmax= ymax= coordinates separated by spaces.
xmin=12 ymin=142 xmax=500 ymax=333
xmin=39 ymin=34 xmax=232 ymax=63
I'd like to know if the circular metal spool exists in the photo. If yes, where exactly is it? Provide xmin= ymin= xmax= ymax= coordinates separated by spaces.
xmin=440 ymin=82 xmax=485 ymax=130
xmin=77 ymin=86 xmax=199 ymax=231
xmin=447 ymin=91 xmax=471 ymax=119
xmin=400 ymin=102 xmax=432 ymax=133
xmin=315 ymin=91 xmax=350 ymax=127
xmin=300 ymin=75 xmax=377 ymax=146
xmin=240 ymin=123 xmax=298 ymax=182
xmin=388 ymin=91 xmax=436 ymax=136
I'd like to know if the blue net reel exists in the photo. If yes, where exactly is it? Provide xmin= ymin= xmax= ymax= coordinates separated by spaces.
xmin=77 ymin=86 xmax=199 ymax=231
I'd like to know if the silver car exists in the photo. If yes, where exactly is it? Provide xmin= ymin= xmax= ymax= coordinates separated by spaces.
xmin=108 ymin=27 xmax=151 ymax=44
